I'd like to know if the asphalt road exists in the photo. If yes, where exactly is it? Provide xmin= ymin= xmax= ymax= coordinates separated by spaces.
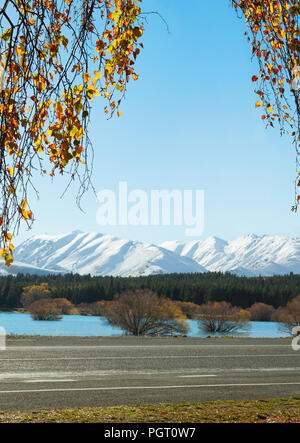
xmin=0 ymin=336 xmax=299 ymax=411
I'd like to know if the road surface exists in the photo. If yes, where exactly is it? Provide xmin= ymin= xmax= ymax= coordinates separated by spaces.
xmin=0 ymin=336 xmax=299 ymax=411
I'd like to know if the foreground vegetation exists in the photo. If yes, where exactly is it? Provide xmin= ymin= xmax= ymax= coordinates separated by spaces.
xmin=15 ymin=284 xmax=293 ymax=335
xmin=1 ymin=398 xmax=299 ymax=423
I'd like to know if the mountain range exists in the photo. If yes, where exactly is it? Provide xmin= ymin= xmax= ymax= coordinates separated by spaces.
xmin=12 ymin=231 xmax=206 ymax=277
xmin=161 ymin=234 xmax=300 ymax=277
xmin=0 ymin=231 xmax=298 ymax=277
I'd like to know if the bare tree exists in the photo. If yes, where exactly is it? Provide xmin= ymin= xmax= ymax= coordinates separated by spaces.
xmin=248 ymin=303 xmax=276 ymax=322
xmin=52 ymin=298 xmax=78 ymax=315
xmin=276 ymin=295 xmax=300 ymax=335
xmin=77 ymin=301 xmax=107 ymax=316
xmin=29 ymin=297 xmax=77 ymax=320
xmin=196 ymin=301 xmax=251 ymax=335
xmin=29 ymin=298 xmax=62 ymax=321
xmin=101 ymin=290 xmax=189 ymax=336
xmin=173 ymin=301 xmax=202 ymax=319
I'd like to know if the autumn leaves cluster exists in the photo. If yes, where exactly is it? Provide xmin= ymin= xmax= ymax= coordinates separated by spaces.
xmin=233 ymin=0 xmax=300 ymax=206
xmin=0 ymin=0 xmax=143 ymax=265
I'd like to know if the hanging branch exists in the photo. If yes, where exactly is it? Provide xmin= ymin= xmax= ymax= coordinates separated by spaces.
xmin=232 ymin=0 xmax=300 ymax=208
xmin=0 ymin=0 xmax=144 ymax=266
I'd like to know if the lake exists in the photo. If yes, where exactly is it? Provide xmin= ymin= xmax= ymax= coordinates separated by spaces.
xmin=0 ymin=313 xmax=290 ymax=338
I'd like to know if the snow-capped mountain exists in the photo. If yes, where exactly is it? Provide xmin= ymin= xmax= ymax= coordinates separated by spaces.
xmin=6 ymin=231 xmax=300 ymax=277
xmin=161 ymin=234 xmax=300 ymax=276
xmin=13 ymin=231 xmax=207 ymax=277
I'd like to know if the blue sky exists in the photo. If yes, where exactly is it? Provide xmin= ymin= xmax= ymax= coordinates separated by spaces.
xmin=16 ymin=0 xmax=300 ymax=245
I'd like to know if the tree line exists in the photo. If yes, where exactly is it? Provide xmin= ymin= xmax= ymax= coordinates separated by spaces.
xmin=0 ymin=272 xmax=300 ymax=310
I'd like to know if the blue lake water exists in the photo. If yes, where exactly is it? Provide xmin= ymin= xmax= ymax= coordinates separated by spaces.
xmin=0 ymin=313 xmax=290 ymax=338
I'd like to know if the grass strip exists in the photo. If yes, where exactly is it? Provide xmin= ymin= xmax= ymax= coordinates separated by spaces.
xmin=0 ymin=397 xmax=299 ymax=423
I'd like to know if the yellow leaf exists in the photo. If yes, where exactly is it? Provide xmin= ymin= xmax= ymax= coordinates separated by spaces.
xmin=94 ymin=71 xmax=102 ymax=81
xmin=92 ymin=71 xmax=102 ymax=85
xmin=22 ymin=210 xmax=30 ymax=220
xmin=8 ymin=185 xmax=16 ymax=195
xmin=5 ymin=254 xmax=13 ymax=267
xmin=21 ymin=199 xmax=27 ymax=209
xmin=3 ymin=232 xmax=12 ymax=242
xmin=83 ymin=73 xmax=91 ymax=83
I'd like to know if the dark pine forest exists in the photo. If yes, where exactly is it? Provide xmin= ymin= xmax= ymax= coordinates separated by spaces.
xmin=0 ymin=272 xmax=299 ymax=310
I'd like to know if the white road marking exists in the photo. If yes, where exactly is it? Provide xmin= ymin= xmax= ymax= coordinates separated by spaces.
xmin=0 ymin=382 xmax=300 ymax=394
xmin=179 ymin=375 xmax=217 ymax=378
xmin=23 ymin=379 xmax=75 ymax=383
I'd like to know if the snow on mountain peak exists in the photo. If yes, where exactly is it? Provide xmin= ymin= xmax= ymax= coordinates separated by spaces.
xmin=162 ymin=234 xmax=300 ymax=276
xmin=9 ymin=232 xmax=300 ymax=277
xmin=14 ymin=231 xmax=206 ymax=277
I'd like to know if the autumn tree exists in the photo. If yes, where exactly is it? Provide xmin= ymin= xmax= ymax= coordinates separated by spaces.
xmin=29 ymin=298 xmax=62 ymax=320
xmin=29 ymin=297 xmax=77 ymax=319
xmin=101 ymin=290 xmax=189 ymax=336
xmin=232 ymin=1 xmax=300 ymax=208
xmin=248 ymin=302 xmax=276 ymax=321
xmin=20 ymin=282 xmax=51 ymax=308
xmin=51 ymin=297 xmax=78 ymax=314
xmin=196 ymin=301 xmax=251 ymax=335
xmin=173 ymin=301 xmax=202 ymax=319
xmin=0 ymin=0 xmax=144 ymax=265
xmin=276 ymin=294 xmax=300 ymax=334
xmin=77 ymin=300 xmax=106 ymax=316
